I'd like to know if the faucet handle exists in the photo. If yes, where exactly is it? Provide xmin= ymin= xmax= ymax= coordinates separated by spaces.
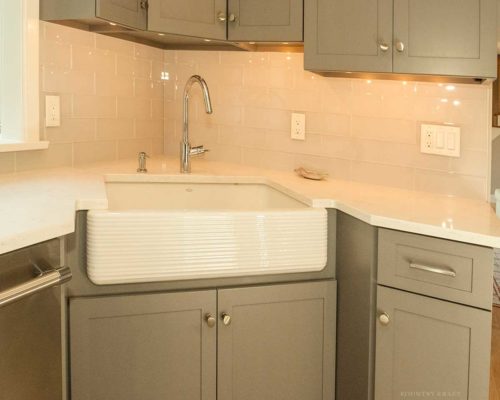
xmin=190 ymin=145 xmax=209 ymax=156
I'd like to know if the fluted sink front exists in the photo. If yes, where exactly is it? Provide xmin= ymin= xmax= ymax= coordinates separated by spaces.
xmin=87 ymin=179 xmax=327 ymax=285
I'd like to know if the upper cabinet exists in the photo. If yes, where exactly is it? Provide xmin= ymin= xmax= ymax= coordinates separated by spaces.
xmin=227 ymin=0 xmax=303 ymax=42
xmin=97 ymin=0 xmax=147 ymax=30
xmin=305 ymin=0 xmax=497 ymax=79
xmin=392 ymin=0 xmax=497 ymax=78
xmin=41 ymin=0 xmax=303 ymax=47
xmin=304 ymin=0 xmax=393 ymax=73
xmin=41 ymin=0 xmax=147 ymax=30
xmin=148 ymin=0 xmax=227 ymax=40
xmin=148 ymin=0 xmax=303 ymax=42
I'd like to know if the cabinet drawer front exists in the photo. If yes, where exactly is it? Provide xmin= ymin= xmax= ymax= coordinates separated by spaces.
xmin=378 ymin=229 xmax=493 ymax=310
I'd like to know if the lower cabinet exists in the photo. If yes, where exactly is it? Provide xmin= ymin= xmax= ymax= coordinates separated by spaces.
xmin=70 ymin=290 xmax=217 ymax=400
xmin=70 ymin=280 xmax=336 ymax=400
xmin=375 ymin=286 xmax=492 ymax=400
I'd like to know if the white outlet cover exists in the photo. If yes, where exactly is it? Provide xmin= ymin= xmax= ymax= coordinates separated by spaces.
xmin=291 ymin=112 xmax=306 ymax=140
xmin=45 ymin=95 xmax=60 ymax=127
xmin=420 ymin=123 xmax=460 ymax=157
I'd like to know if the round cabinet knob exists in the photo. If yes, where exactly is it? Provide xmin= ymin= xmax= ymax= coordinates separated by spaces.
xmin=228 ymin=13 xmax=237 ymax=22
xmin=395 ymin=41 xmax=405 ymax=53
xmin=379 ymin=312 xmax=390 ymax=326
xmin=217 ymin=12 xmax=227 ymax=22
xmin=205 ymin=314 xmax=216 ymax=328
xmin=379 ymin=42 xmax=390 ymax=52
xmin=221 ymin=312 xmax=232 ymax=326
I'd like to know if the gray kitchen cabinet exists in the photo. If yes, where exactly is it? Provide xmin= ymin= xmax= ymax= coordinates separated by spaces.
xmin=70 ymin=290 xmax=217 ymax=400
xmin=305 ymin=0 xmax=497 ymax=79
xmin=217 ymin=280 xmax=336 ymax=400
xmin=40 ymin=0 xmax=147 ymax=30
xmin=375 ymin=286 xmax=492 ymax=400
xmin=227 ymin=0 xmax=303 ymax=42
xmin=96 ymin=0 xmax=148 ymax=30
xmin=69 ymin=280 xmax=336 ymax=400
xmin=393 ymin=0 xmax=497 ymax=78
xmin=304 ymin=0 xmax=393 ymax=73
xmin=148 ymin=0 xmax=227 ymax=40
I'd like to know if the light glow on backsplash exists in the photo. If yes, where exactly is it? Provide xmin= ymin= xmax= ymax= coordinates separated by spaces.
xmin=163 ymin=50 xmax=491 ymax=200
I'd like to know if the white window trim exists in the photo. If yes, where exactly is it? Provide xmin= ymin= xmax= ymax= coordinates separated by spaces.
xmin=0 ymin=0 xmax=48 ymax=152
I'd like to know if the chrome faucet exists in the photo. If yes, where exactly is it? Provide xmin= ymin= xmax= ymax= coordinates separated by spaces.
xmin=181 ymin=75 xmax=213 ymax=173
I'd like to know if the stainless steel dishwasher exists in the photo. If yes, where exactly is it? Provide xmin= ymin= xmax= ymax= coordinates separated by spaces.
xmin=0 ymin=239 xmax=71 ymax=400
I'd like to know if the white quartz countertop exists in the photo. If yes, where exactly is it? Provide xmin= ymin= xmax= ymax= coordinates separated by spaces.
xmin=1 ymin=156 xmax=500 ymax=255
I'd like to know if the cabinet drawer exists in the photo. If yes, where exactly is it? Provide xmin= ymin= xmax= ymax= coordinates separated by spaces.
xmin=378 ymin=229 xmax=493 ymax=310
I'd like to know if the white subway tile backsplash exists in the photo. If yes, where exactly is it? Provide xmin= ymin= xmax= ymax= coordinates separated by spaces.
xmin=164 ymin=50 xmax=491 ymax=200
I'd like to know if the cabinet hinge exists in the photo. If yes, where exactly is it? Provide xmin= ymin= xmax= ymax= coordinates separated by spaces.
xmin=140 ymin=0 xmax=149 ymax=10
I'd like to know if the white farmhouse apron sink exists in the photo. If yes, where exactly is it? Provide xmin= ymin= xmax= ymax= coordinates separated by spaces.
xmin=87 ymin=178 xmax=327 ymax=285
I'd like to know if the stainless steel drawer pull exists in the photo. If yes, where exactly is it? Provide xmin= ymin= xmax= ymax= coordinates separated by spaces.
xmin=409 ymin=262 xmax=457 ymax=278
xmin=0 ymin=263 xmax=72 ymax=308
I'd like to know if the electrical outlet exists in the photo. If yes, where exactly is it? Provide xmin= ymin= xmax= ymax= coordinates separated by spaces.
xmin=291 ymin=113 xmax=306 ymax=141
xmin=420 ymin=123 xmax=460 ymax=157
xmin=45 ymin=95 xmax=60 ymax=127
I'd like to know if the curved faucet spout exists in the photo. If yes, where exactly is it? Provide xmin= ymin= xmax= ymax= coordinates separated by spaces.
xmin=181 ymin=75 xmax=213 ymax=173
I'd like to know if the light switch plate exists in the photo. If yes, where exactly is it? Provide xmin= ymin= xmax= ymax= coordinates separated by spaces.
xmin=420 ymin=123 xmax=460 ymax=157
xmin=45 ymin=95 xmax=60 ymax=127
xmin=291 ymin=113 xmax=306 ymax=141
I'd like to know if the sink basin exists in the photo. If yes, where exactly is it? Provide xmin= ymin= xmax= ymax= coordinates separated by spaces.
xmin=87 ymin=179 xmax=327 ymax=285
xmin=105 ymin=181 xmax=309 ymax=210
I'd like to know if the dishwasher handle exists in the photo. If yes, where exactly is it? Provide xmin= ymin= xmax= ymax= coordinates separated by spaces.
xmin=0 ymin=263 xmax=72 ymax=308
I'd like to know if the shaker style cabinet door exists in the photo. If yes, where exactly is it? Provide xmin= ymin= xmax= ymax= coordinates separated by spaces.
xmin=148 ymin=0 xmax=227 ymax=40
xmin=393 ymin=0 xmax=497 ymax=78
xmin=217 ymin=281 xmax=336 ymax=400
xmin=375 ymin=286 xmax=491 ymax=400
xmin=70 ymin=290 xmax=217 ymax=400
xmin=304 ymin=0 xmax=393 ymax=73
xmin=227 ymin=0 xmax=303 ymax=42
xmin=96 ymin=0 xmax=147 ymax=29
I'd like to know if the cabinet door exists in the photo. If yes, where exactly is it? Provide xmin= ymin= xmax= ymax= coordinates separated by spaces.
xmin=70 ymin=290 xmax=216 ymax=400
xmin=96 ymin=0 xmax=147 ymax=30
xmin=218 ymin=281 xmax=336 ymax=400
xmin=304 ymin=0 xmax=393 ymax=73
xmin=227 ymin=0 xmax=303 ymax=42
xmin=375 ymin=286 xmax=491 ymax=400
xmin=393 ymin=0 xmax=497 ymax=78
xmin=148 ymin=0 xmax=227 ymax=40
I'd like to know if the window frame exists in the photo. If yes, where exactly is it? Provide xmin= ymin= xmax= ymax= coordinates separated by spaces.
xmin=0 ymin=0 xmax=48 ymax=152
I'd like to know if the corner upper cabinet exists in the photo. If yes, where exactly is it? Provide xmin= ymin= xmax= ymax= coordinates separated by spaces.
xmin=148 ymin=0 xmax=227 ymax=40
xmin=393 ymin=0 xmax=497 ymax=78
xmin=97 ymin=0 xmax=147 ymax=29
xmin=375 ymin=286 xmax=491 ymax=399
xmin=227 ymin=0 xmax=303 ymax=42
xmin=40 ymin=0 xmax=147 ymax=30
xmin=305 ymin=0 xmax=497 ymax=79
xmin=304 ymin=0 xmax=393 ymax=73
